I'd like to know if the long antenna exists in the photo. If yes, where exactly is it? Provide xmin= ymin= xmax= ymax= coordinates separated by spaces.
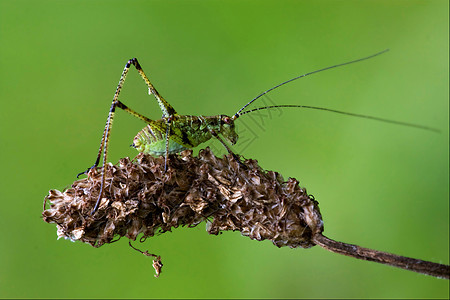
xmin=233 ymin=49 xmax=389 ymax=119
xmin=237 ymin=105 xmax=440 ymax=133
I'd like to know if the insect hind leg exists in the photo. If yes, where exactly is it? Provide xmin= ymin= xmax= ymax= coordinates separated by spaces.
xmin=77 ymin=58 xmax=177 ymax=215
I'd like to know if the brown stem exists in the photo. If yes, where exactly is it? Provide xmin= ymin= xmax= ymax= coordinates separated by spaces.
xmin=312 ymin=233 xmax=449 ymax=279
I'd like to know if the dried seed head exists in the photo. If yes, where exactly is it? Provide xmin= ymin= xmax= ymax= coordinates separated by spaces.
xmin=43 ymin=148 xmax=323 ymax=250
xmin=42 ymin=148 xmax=450 ymax=279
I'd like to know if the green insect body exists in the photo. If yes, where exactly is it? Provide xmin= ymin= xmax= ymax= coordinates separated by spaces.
xmin=132 ymin=115 xmax=238 ymax=155
xmin=81 ymin=50 xmax=434 ymax=214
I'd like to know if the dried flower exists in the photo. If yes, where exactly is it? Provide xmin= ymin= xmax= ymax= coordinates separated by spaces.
xmin=42 ymin=148 xmax=449 ymax=279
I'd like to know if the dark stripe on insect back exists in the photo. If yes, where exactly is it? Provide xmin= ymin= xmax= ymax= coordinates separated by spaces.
xmin=180 ymin=129 xmax=194 ymax=147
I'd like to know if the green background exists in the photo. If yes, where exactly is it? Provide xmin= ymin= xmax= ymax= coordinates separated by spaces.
xmin=0 ymin=0 xmax=448 ymax=298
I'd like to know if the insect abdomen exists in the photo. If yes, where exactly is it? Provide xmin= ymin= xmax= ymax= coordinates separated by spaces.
xmin=133 ymin=124 xmax=187 ymax=155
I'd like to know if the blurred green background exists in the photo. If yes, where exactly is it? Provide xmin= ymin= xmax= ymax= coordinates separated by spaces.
xmin=0 ymin=0 xmax=448 ymax=298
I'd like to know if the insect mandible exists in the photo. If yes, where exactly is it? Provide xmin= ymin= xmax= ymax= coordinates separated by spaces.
xmin=78 ymin=49 xmax=437 ymax=214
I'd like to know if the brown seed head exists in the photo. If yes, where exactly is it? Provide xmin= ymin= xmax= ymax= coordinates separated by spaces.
xmin=42 ymin=148 xmax=450 ymax=280
xmin=42 ymin=148 xmax=323 ymax=249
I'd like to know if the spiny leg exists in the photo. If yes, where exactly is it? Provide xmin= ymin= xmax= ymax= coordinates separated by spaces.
xmin=129 ymin=58 xmax=177 ymax=118
xmin=79 ymin=58 xmax=174 ymax=176
xmin=78 ymin=59 xmax=138 ymax=178
xmin=78 ymin=58 xmax=176 ymax=215
xmin=90 ymin=100 xmax=158 ymax=213
xmin=130 ymin=58 xmax=179 ymax=173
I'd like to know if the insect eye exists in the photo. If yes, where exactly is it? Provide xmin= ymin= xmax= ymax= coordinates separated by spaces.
xmin=223 ymin=117 xmax=231 ymax=124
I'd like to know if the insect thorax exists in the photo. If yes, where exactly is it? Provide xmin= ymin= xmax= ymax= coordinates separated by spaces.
xmin=189 ymin=115 xmax=238 ymax=146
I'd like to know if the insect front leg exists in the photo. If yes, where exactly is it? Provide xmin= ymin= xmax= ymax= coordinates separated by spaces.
xmin=209 ymin=129 xmax=244 ymax=167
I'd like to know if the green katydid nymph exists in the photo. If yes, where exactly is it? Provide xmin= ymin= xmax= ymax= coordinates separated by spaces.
xmin=78 ymin=49 xmax=437 ymax=214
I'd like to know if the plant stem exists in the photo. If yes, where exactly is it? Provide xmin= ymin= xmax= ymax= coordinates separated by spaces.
xmin=313 ymin=233 xmax=450 ymax=279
